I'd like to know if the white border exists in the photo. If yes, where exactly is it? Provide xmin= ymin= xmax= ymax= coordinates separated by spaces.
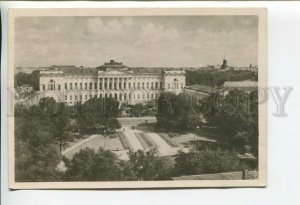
xmin=7 ymin=7 xmax=267 ymax=189
xmin=2 ymin=1 xmax=300 ymax=205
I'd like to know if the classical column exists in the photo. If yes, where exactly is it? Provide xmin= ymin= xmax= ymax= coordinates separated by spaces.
xmin=120 ymin=78 xmax=123 ymax=90
xmin=99 ymin=77 xmax=101 ymax=90
xmin=112 ymin=77 xmax=114 ymax=90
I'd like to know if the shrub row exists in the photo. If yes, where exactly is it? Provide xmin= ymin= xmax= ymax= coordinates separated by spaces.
xmin=139 ymin=133 xmax=155 ymax=148
xmin=135 ymin=133 xmax=150 ymax=150
xmin=117 ymin=132 xmax=132 ymax=150
xmin=159 ymin=133 xmax=179 ymax=147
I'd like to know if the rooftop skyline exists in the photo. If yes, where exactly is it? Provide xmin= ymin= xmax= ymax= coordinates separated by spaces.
xmin=15 ymin=15 xmax=258 ymax=68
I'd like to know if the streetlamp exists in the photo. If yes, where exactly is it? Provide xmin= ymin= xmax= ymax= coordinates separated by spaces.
xmin=103 ymin=129 xmax=107 ymax=150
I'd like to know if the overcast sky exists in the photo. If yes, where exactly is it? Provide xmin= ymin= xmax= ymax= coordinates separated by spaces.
xmin=15 ymin=15 xmax=258 ymax=68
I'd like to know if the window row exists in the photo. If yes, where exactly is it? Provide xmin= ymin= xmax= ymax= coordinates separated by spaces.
xmin=42 ymin=82 xmax=184 ymax=91
xmin=167 ymin=83 xmax=184 ymax=89
xmin=41 ymin=84 xmax=61 ymax=91
xmin=64 ymin=93 xmax=160 ymax=101
xmin=63 ymin=82 xmax=164 ymax=90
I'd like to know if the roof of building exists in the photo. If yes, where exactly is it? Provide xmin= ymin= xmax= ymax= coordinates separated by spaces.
xmin=130 ymin=67 xmax=163 ymax=74
xmin=40 ymin=61 xmax=186 ymax=76
xmin=172 ymin=171 xmax=258 ymax=180
xmin=97 ymin=60 xmax=129 ymax=70
xmin=186 ymin=84 xmax=217 ymax=93
xmin=223 ymin=81 xmax=258 ymax=88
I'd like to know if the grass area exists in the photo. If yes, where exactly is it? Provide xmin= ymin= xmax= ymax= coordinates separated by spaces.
xmin=140 ymin=133 xmax=155 ymax=148
xmin=134 ymin=132 xmax=156 ymax=150
xmin=117 ymin=132 xmax=132 ymax=150
xmin=159 ymin=133 xmax=179 ymax=147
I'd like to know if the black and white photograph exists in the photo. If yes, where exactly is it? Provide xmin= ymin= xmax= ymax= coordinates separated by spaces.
xmin=8 ymin=8 xmax=267 ymax=189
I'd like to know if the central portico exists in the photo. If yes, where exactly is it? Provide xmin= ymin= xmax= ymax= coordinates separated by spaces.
xmin=39 ymin=60 xmax=186 ymax=105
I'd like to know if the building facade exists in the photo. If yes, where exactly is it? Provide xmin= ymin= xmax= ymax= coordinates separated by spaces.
xmin=39 ymin=60 xmax=186 ymax=105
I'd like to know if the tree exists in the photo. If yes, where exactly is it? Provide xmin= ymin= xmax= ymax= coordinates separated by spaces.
xmin=14 ymin=98 xmax=74 ymax=182
xmin=14 ymin=71 xmax=39 ymax=90
xmin=15 ymin=103 xmax=63 ymax=182
xmin=173 ymin=148 xmax=248 ymax=176
xmin=64 ymin=148 xmax=124 ymax=181
xmin=126 ymin=149 xmax=173 ymax=180
xmin=38 ymin=96 xmax=61 ymax=116
xmin=76 ymin=97 xmax=120 ymax=134
xmin=131 ymin=103 xmax=144 ymax=117
xmin=156 ymin=92 xmax=203 ymax=131
xmin=201 ymin=90 xmax=258 ymax=155
xmin=186 ymin=70 xmax=257 ymax=87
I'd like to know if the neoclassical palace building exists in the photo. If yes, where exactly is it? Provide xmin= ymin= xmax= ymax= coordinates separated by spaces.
xmin=39 ymin=60 xmax=186 ymax=105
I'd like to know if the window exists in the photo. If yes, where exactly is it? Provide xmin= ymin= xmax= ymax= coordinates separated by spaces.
xmin=75 ymin=95 xmax=77 ymax=101
xmin=160 ymin=82 xmax=163 ymax=89
xmin=155 ymin=82 xmax=158 ymax=89
xmin=100 ymin=83 xmax=102 ymax=90
xmin=80 ymin=95 xmax=82 ymax=100
xmin=137 ymin=94 xmax=140 ymax=99
xmin=133 ymin=83 xmax=136 ymax=89
xmin=89 ymin=83 xmax=92 ymax=90
xmin=85 ymin=95 xmax=87 ymax=100
xmin=114 ymin=83 xmax=117 ymax=90
xmin=137 ymin=82 xmax=140 ymax=89
xmin=58 ymin=85 xmax=61 ymax=90
xmin=90 ymin=95 xmax=92 ymax=99
xmin=151 ymin=82 xmax=153 ymax=89
xmin=147 ymin=82 xmax=149 ymax=89
xmin=124 ymin=83 xmax=126 ymax=89
xmin=119 ymin=83 xmax=121 ymax=89
xmin=105 ymin=83 xmax=107 ymax=89
xmin=65 ymin=83 xmax=67 ymax=90
xmin=168 ymin=83 xmax=170 ymax=89
xmin=70 ymin=83 xmax=72 ymax=90
xmin=85 ymin=83 xmax=87 ymax=89
xmin=128 ymin=83 xmax=131 ymax=89
xmin=109 ymin=83 xmax=112 ymax=90
xmin=95 ymin=83 xmax=97 ymax=90
xmin=147 ymin=94 xmax=149 ymax=99
xmin=142 ymin=82 xmax=144 ymax=89
xmin=151 ymin=94 xmax=153 ymax=99
xmin=142 ymin=94 xmax=145 ymax=99
xmin=80 ymin=83 xmax=82 ymax=89
xmin=70 ymin=95 xmax=72 ymax=100
xmin=75 ymin=83 xmax=77 ymax=89
xmin=42 ymin=85 xmax=45 ymax=91
xmin=65 ymin=95 xmax=67 ymax=101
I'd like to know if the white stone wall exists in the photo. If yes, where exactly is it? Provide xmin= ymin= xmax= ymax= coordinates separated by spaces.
xmin=39 ymin=69 xmax=185 ymax=105
xmin=163 ymin=70 xmax=186 ymax=95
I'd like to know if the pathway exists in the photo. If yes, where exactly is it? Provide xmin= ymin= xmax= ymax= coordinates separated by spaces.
xmin=122 ymin=127 xmax=144 ymax=151
xmin=147 ymin=133 xmax=179 ymax=156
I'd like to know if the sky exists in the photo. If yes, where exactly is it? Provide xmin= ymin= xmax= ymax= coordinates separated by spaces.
xmin=15 ymin=15 xmax=258 ymax=68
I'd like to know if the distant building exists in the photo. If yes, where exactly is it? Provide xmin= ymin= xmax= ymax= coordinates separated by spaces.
xmin=223 ymin=81 xmax=258 ymax=89
xmin=183 ymin=84 xmax=216 ymax=100
xmin=39 ymin=60 xmax=186 ymax=105
xmin=172 ymin=170 xmax=258 ymax=180
xmin=221 ymin=59 xmax=228 ymax=70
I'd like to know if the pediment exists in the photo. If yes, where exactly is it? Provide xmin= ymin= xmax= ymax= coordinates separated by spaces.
xmin=99 ymin=70 xmax=130 ymax=75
